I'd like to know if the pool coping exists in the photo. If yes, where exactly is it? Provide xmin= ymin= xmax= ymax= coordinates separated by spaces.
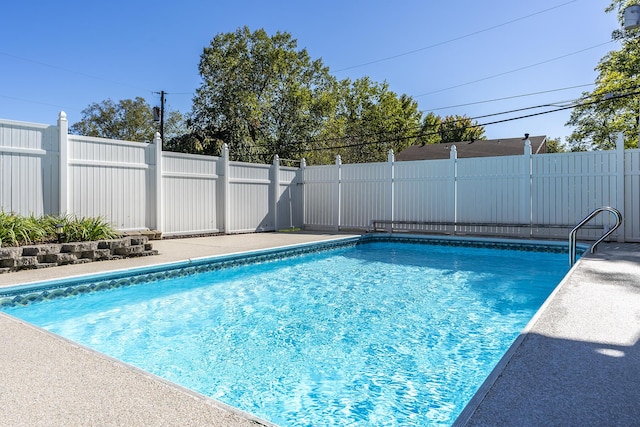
xmin=1 ymin=232 xmax=633 ymax=426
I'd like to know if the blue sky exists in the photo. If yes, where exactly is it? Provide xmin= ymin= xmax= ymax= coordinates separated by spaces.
xmin=0 ymin=0 xmax=619 ymax=145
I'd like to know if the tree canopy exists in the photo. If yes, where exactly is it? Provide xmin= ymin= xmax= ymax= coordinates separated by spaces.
xmin=566 ymin=1 xmax=640 ymax=150
xmin=71 ymin=97 xmax=184 ymax=143
xmin=305 ymin=77 xmax=423 ymax=164
xmin=418 ymin=113 xmax=486 ymax=145
xmin=188 ymin=26 xmax=336 ymax=162
xmin=188 ymin=27 xmax=433 ymax=164
xmin=72 ymin=27 xmax=488 ymax=164
xmin=71 ymin=97 xmax=155 ymax=141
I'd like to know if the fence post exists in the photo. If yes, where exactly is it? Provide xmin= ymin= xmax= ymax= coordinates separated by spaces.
xmin=386 ymin=149 xmax=394 ymax=232
xmin=616 ymin=132 xmax=626 ymax=242
xmin=522 ymin=138 xmax=532 ymax=229
xmin=449 ymin=145 xmax=457 ymax=233
xmin=272 ymin=154 xmax=280 ymax=231
xmin=153 ymin=132 xmax=163 ymax=232
xmin=299 ymin=158 xmax=306 ymax=229
xmin=57 ymin=111 xmax=68 ymax=216
xmin=222 ymin=144 xmax=230 ymax=233
xmin=334 ymin=155 xmax=341 ymax=231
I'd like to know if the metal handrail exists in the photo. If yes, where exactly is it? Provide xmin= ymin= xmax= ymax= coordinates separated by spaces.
xmin=569 ymin=207 xmax=623 ymax=266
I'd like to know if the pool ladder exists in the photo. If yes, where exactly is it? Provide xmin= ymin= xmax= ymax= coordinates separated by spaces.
xmin=569 ymin=206 xmax=623 ymax=266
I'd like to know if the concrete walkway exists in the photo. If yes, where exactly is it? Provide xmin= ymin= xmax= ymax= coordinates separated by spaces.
xmin=1 ymin=233 xmax=639 ymax=426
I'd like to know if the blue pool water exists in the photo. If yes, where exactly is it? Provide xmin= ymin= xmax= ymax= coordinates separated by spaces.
xmin=2 ymin=237 xmax=571 ymax=426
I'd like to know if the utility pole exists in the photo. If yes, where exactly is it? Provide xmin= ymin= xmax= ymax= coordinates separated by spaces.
xmin=160 ymin=90 xmax=165 ymax=145
xmin=153 ymin=90 xmax=166 ymax=148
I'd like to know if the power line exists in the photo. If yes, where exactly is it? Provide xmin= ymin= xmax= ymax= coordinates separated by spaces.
xmin=1 ymin=51 xmax=197 ymax=99
xmin=425 ymin=83 xmax=595 ymax=111
xmin=0 ymin=93 xmax=65 ymax=109
xmin=301 ymin=94 xmax=582 ymax=146
xmin=415 ymin=41 xmax=614 ymax=97
xmin=0 ymin=51 xmax=154 ymax=94
xmin=334 ymin=0 xmax=581 ymax=72
xmin=301 ymin=90 xmax=637 ymax=151
xmin=188 ymin=89 xmax=635 ymax=157
xmin=270 ymin=83 xmax=606 ymax=148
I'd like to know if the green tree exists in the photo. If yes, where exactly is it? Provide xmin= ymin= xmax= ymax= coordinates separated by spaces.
xmin=305 ymin=77 xmax=422 ymax=164
xmin=418 ymin=113 xmax=486 ymax=145
xmin=566 ymin=1 xmax=640 ymax=150
xmin=545 ymin=137 xmax=566 ymax=153
xmin=417 ymin=112 xmax=442 ymax=145
xmin=71 ymin=97 xmax=184 ymax=143
xmin=190 ymin=27 xmax=337 ymax=163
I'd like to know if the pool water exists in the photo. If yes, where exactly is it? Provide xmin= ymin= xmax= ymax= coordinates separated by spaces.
xmin=3 ymin=239 xmax=569 ymax=426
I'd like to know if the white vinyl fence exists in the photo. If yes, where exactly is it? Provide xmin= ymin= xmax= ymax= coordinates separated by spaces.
xmin=0 ymin=118 xmax=59 ymax=216
xmin=302 ymin=136 xmax=639 ymax=242
xmin=2 ymin=113 xmax=639 ymax=242
xmin=1 ymin=113 xmax=302 ymax=236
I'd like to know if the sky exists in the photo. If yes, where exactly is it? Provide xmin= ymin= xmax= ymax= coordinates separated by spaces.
xmin=0 ymin=0 xmax=621 ymax=145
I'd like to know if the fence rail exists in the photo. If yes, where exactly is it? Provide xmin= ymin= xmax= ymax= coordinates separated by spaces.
xmin=2 ymin=113 xmax=639 ymax=242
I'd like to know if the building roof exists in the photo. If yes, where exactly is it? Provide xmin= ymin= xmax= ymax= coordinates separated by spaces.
xmin=395 ymin=135 xmax=547 ymax=161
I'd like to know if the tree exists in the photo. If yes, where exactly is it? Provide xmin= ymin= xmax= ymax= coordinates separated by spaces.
xmin=305 ymin=77 xmax=423 ymax=164
xmin=418 ymin=113 xmax=486 ymax=145
xmin=71 ymin=97 xmax=154 ymax=141
xmin=190 ymin=27 xmax=337 ymax=163
xmin=71 ymin=97 xmax=184 ymax=143
xmin=566 ymin=1 xmax=640 ymax=150
xmin=545 ymin=137 xmax=566 ymax=153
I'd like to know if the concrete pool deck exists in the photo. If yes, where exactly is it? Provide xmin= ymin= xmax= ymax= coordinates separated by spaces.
xmin=458 ymin=241 xmax=640 ymax=426
xmin=0 ymin=232 xmax=638 ymax=425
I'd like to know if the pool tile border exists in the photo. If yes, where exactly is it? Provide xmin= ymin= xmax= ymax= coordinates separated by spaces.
xmin=0 ymin=234 xmax=584 ymax=308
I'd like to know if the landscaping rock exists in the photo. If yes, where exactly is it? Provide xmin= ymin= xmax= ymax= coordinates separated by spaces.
xmin=80 ymin=249 xmax=112 ymax=260
xmin=0 ymin=247 xmax=22 ymax=259
xmin=141 ymin=230 xmax=162 ymax=240
xmin=114 ymin=245 xmax=145 ymax=256
xmin=1 ymin=259 xmax=16 ymax=268
xmin=61 ymin=242 xmax=98 ymax=253
xmin=97 ymin=239 xmax=128 ymax=250
xmin=22 ymin=245 xmax=61 ymax=256
xmin=2 ymin=238 xmax=157 ymax=272
xmin=129 ymin=236 xmax=148 ymax=246
xmin=41 ymin=253 xmax=78 ymax=265
xmin=14 ymin=256 xmax=38 ymax=269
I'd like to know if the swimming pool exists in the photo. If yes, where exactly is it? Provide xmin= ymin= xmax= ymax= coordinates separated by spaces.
xmin=0 ymin=235 xmax=578 ymax=426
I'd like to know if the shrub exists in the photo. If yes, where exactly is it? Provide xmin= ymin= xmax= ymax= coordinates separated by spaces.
xmin=49 ymin=215 xmax=120 ymax=243
xmin=0 ymin=212 xmax=48 ymax=247
xmin=0 ymin=212 xmax=119 ymax=247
